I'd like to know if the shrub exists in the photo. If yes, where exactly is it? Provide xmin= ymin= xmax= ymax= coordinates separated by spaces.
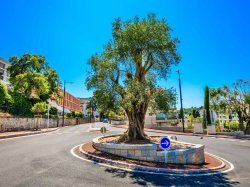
xmin=31 ymin=102 xmax=47 ymax=115
xmin=9 ymin=93 xmax=33 ymax=117
xmin=228 ymin=121 xmax=239 ymax=131
xmin=0 ymin=82 xmax=12 ymax=106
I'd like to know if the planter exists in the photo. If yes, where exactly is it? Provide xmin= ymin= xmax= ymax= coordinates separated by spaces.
xmin=193 ymin=123 xmax=203 ymax=134
xmin=207 ymin=125 xmax=216 ymax=135
xmin=217 ymin=131 xmax=244 ymax=136
xmin=92 ymin=135 xmax=205 ymax=164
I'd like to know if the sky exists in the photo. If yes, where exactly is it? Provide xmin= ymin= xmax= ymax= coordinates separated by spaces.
xmin=1 ymin=0 xmax=249 ymax=108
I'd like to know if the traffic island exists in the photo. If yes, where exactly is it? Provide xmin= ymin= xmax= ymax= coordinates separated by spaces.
xmin=78 ymin=135 xmax=227 ymax=174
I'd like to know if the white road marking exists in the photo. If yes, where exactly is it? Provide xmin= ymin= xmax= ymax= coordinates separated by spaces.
xmin=70 ymin=144 xmax=235 ymax=177
xmin=229 ymin=139 xmax=236 ymax=142
xmin=239 ymin=140 xmax=246 ymax=143
xmin=0 ymin=129 xmax=60 ymax=141
xmin=218 ymin=138 xmax=226 ymax=140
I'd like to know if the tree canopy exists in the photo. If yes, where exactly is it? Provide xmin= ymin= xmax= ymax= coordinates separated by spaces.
xmin=8 ymin=54 xmax=61 ymax=102
xmin=86 ymin=14 xmax=180 ymax=141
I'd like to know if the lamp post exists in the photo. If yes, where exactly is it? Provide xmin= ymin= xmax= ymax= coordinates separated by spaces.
xmin=177 ymin=70 xmax=185 ymax=133
xmin=62 ymin=80 xmax=73 ymax=127
xmin=47 ymin=99 xmax=50 ymax=129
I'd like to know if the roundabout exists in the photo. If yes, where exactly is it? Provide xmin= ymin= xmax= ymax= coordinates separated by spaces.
xmin=70 ymin=134 xmax=235 ymax=176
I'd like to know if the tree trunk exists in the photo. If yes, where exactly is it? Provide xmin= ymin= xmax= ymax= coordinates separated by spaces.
xmin=237 ymin=111 xmax=245 ymax=132
xmin=245 ymin=117 xmax=250 ymax=134
xmin=118 ymin=105 xmax=149 ymax=142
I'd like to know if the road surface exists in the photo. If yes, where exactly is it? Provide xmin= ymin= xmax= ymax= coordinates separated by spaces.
xmin=0 ymin=122 xmax=249 ymax=186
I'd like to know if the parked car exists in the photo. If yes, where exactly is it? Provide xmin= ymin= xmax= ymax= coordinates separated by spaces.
xmin=103 ymin=118 xmax=108 ymax=123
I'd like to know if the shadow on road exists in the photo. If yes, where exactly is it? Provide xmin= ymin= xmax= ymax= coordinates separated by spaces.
xmin=105 ymin=168 xmax=239 ymax=187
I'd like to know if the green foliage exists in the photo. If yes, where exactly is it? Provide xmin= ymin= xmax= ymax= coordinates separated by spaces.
xmin=92 ymin=90 xmax=120 ymax=116
xmin=192 ymin=109 xmax=200 ymax=118
xmin=203 ymin=86 xmax=212 ymax=128
xmin=0 ymin=82 xmax=12 ymax=105
xmin=215 ymin=120 xmax=220 ymax=126
xmin=86 ymin=97 xmax=97 ymax=113
xmin=31 ymin=102 xmax=47 ymax=114
xmin=65 ymin=111 xmax=82 ymax=118
xmin=66 ymin=111 xmax=75 ymax=118
xmin=11 ymin=72 xmax=50 ymax=98
xmin=151 ymin=88 xmax=177 ymax=114
xmin=210 ymin=80 xmax=250 ymax=132
xmin=8 ymin=53 xmax=61 ymax=102
xmin=49 ymin=107 xmax=58 ymax=116
xmin=8 ymin=92 xmax=33 ymax=117
xmin=223 ymin=120 xmax=239 ymax=131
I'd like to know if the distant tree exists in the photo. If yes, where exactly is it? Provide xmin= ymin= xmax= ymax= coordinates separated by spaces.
xmin=86 ymin=14 xmax=180 ymax=141
xmin=192 ymin=108 xmax=200 ymax=118
xmin=86 ymin=97 xmax=97 ymax=118
xmin=31 ymin=102 xmax=47 ymax=129
xmin=203 ymin=86 xmax=212 ymax=128
xmin=210 ymin=80 xmax=250 ymax=132
xmin=8 ymin=54 xmax=61 ymax=102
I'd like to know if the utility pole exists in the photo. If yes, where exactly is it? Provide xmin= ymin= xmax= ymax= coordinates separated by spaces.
xmin=47 ymin=99 xmax=50 ymax=129
xmin=62 ymin=80 xmax=66 ymax=127
xmin=177 ymin=70 xmax=185 ymax=133
xmin=62 ymin=81 xmax=73 ymax=127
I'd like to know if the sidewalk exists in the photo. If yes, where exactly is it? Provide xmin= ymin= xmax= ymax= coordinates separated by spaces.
xmin=111 ymin=124 xmax=250 ymax=140
xmin=0 ymin=128 xmax=59 ymax=139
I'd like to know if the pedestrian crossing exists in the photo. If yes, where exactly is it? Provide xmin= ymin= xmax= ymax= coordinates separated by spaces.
xmin=214 ymin=137 xmax=247 ymax=143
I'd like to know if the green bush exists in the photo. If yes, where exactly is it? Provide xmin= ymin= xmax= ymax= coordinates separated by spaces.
xmin=66 ymin=111 xmax=83 ymax=118
xmin=228 ymin=121 xmax=239 ymax=131
xmin=8 ymin=93 xmax=33 ymax=117
xmin=0 ymin=82 xmax=12 ymax=106
xmin=215 ymin=120 xmax=220 ymax=126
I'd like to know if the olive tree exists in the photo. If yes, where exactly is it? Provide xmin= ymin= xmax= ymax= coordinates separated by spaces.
xmin=86 ymin=14 xmax=180 ymax=141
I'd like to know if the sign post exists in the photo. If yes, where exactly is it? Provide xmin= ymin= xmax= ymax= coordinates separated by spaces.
xmin=100 ymin=127 xmax=107 ymax=136
xmin=160 ymin=137 xmax=171 ymax=163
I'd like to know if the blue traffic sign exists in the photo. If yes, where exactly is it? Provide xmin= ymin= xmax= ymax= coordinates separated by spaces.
xmin=160 ymin=137 xmax=171 ymax=149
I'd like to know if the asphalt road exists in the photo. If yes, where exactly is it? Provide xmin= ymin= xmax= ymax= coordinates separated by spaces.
xmin=0 ymin=123 xmax=250 ymax=187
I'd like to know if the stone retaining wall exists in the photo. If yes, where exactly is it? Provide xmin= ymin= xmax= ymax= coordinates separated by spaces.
xmin=0 ymin=117 xmax=89 ymax=132
xmin=93 ymin=135 xmax=205 ymax=164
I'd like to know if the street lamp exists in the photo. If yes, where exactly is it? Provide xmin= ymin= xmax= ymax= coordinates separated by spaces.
xmin=62 ymin=80 xmax=73 ymax=127
xmin=177 ymin=70 xmax=185 ymax=133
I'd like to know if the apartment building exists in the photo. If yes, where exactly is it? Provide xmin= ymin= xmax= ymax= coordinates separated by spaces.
xmin=0 ymin=57 xmax=10 ymax=86
xmin=78 ymin=97 xmax=90 ymax=116
xmin=217 ymin=113 xmax=239 ymax=123
xmin=53 ymin=90 xmax=82 ymax=113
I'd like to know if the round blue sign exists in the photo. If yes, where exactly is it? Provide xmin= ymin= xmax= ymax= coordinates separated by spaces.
xmin=160 ymin=137 xmax=171 ymax=149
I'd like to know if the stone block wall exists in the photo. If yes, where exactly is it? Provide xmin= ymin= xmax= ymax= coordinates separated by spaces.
xmin=92 ymin=136 xmax=205 ymax=164
xmin=0 ymin=117 xmax=89 ymax=132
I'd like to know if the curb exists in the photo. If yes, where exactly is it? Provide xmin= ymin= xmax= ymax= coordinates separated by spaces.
xmin=111 ymin=125 xmax=250 ymax=140
xmin=0 ymin=128 xmax=59 ymax=140
xmin=79 ymin=143 xmax=226 ymax=174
